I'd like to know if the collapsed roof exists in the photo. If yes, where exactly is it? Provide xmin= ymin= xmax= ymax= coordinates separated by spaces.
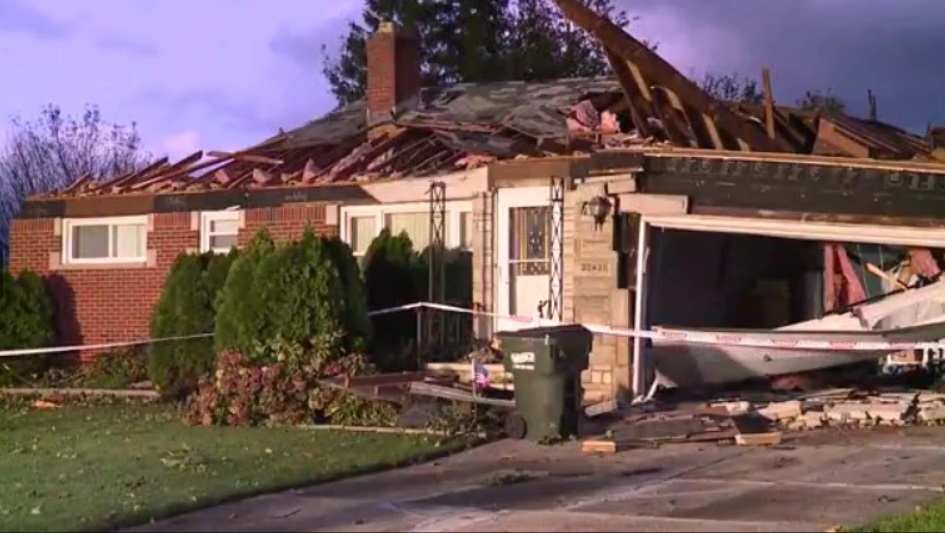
xmin=41 ymin=0 xmax=945 ymax=200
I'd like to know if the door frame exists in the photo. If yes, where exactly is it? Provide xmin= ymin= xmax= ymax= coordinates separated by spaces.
xmin=495 ymin=186 xmax=551 ymax=332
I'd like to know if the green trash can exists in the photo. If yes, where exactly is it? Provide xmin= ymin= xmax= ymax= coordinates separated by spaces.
xmin=497 ymin=324 xmax=594 ymax=442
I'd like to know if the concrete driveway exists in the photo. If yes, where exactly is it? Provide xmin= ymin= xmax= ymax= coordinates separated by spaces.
xmin=128 ymin=426 xmax=945 ymax=532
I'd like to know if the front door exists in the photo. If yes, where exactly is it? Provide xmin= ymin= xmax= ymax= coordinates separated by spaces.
xmin=496 ymin=187 xmax=551 ymax=332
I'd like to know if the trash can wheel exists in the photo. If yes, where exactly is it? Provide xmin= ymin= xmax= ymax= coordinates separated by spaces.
xmin=505 ymin=412 xmax=527 ymax=440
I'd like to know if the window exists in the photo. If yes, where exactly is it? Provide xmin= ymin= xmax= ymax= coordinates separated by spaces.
xmin=341 ymin=202 xmax=472 ymax=257
xmin=386 ymin=212 xmax=436 ymax=250
xmin=349 ymin=216 xmax=377 ymax=256
xmin=63 ymin=216 xmax=148 ymax=264
xmin=200 ymin=211 xmax=241 ymax=254
xmin=459 ymin=211 xmax=473 ymax=250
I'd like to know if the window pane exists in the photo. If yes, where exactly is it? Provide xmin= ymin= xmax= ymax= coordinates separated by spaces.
xmin=210 ymin=234 xmax=238 ymax=251
xmin=72 ymin=225 xmax=109 ymax=259
xmin=350 ymin=216 xmax=377 ymax=254
xmin=113 ymin=224 xmax=146 ymax=259
xmin=459 ymin=212 xmax=472 ymax=250
xmin=386 ymin=212 xmax=440 ymax=251
xmin=210 ymin=218 xmax=240 ymax=234
xmin=509 ymin=206 xmax=550 ymax=275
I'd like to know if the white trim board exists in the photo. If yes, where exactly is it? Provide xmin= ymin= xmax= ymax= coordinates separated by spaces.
xmin=645 ymin=214 xmax=945 ymax=248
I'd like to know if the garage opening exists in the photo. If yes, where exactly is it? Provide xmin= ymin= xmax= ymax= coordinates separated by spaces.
xmin=640 ymin=215 xmax=945 ymax=390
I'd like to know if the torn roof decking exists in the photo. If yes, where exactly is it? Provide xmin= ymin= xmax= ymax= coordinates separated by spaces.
xmin=37 ymin=2 xmax=944 ymax=201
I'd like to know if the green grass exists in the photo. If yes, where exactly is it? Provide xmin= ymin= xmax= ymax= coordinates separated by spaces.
xmin=0 ymin=401 xmax=466 ymax=532
xmin=853 ymin=501 xmax=945 ymax=532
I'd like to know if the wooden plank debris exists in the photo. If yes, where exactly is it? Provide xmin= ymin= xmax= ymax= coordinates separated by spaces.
xmin=735 ymin=431 xmax=783 ymax=447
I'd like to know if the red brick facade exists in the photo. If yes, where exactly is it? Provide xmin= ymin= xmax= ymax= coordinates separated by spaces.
xmin=9 ymin=203 xmax=333 ymax=359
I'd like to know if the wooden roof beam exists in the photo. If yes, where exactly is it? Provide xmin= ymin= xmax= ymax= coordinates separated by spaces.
xmin=604 ymin=47 xmax=654 ymax=139
xmin=551 ymin=0 xmax=792 ymax=153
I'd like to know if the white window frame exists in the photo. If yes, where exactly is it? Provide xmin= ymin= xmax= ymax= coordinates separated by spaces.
xmin=340 ymin=201 xmax=473 ymax=257
xmin=200 ymin=210 xmax=242 ymax=254
xmin=61 ymin=215 xmax=149 ymax=265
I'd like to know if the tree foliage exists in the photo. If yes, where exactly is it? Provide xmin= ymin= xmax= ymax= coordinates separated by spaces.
xmin=698 ymin=72 xmax=848 ymax=115
xmin=795 ymin=89 xmax=847 ymax=114
xmin=698 ymin=72 xmax=764 ymax=104
xmin=0 ymin=269 xmax=55 ymax=385
xmin=322 ymin=0 xmax=635 ymax=104
xmin=0 ymin=105 xmax=150 ymax=262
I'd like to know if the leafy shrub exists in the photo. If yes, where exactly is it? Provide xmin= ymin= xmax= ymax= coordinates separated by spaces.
xmin=148 ymin=250 xmax=237 ymax=399
xmin=362 ymin=229 xmax=424 ymax=371
xmin=0 ymin=269 xmax=55 ymax=386
xmin=184 ymin=336 xmax=398 ymax=427
xmin=214 ymin=230 xmax=275 ymax=355
xmin=79 ymin=346 xmax=148 ymax=389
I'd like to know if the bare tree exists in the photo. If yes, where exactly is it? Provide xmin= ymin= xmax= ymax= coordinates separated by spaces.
xmin=698 ymin=72 xmax=764 ymax=104
xmin=0 ymin=104 xmax=151 ymax=263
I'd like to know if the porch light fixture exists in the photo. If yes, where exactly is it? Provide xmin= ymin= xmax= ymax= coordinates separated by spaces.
xmin=582 ymin=195 xmax=612 ymax=226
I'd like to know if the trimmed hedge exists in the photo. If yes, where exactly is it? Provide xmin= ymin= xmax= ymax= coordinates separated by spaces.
xmin=148 ymin=250 xmax=238 ymax=398
xmin=214 ymin=228 xmax=369 ymax=358
xmin=362 ymin=229 xmax=424 ymax=371
xmin=0 ymin=269 xmax=55 ymax=385
xmin=213 ymin=230 xmax=275 ymax=355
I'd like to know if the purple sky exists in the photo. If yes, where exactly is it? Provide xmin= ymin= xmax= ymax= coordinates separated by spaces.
xmin=2 ymin=0 xmax=943 ymax=161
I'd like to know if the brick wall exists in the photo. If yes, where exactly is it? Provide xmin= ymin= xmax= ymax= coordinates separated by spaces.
xmin=8 ymin=203 xmax=333 ymax=360
xmin=564 ymin=185 xmax=632 ymax=404
xmin=365 ymin=22 xmax=421 ymax=125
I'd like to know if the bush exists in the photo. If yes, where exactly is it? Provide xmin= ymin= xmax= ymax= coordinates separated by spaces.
xmin=215 ymin=228 xmax=360 ymax=357
xmin=184 ymin=337 xmax=398 ymax=427
xmin=214 ymin=230 xmax=274 ymax=355
xmin=322 ymin=235 xmax=371 ymax=352
xmin=148 ymin=250 xmax=237 ymax=399
xmin=254 ymin=228 xmax=347 ymax=350
xmin=0 ymin=270 xmax=55 ymax=386
xmin=79 ymin=346 xmax=148 ymax=389
xmin=362 ymin=229 xmax=424 ymax=371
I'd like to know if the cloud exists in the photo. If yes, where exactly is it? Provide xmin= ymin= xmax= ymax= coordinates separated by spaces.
xmin=0 ymin=0 xmax=158 ymax=56
xmin=134 ymin=87 xmax=276 ymax=134
xmin=0 ymin=0 xmax=71 ymax=39
xmin=619 ymin=0 xmax=945 ymax=133
xmin=159 ymin=131 xmax=201 ymax=159
xmin=91 ymin=31 xmax=159 ymax=56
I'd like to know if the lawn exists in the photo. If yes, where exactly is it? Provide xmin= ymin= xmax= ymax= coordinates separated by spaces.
xmin=0 ymin=401 xmax=465 ymax=532
xmin=854 ymin=502 xmax=945 ymax=532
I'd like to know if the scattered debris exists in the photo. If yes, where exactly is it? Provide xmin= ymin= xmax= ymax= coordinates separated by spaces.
xmin=0 ymin=387 xmax=160 ymax=400
xmin=32 ymin=399 xmax=60 ymax=409
xmin=584 ymin=399 xmax=619 ymax=418
xmin=735 ymin=431 xmax=783 ymax=447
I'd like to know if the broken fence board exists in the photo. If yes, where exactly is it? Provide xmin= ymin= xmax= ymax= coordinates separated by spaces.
xmin=0 ymin=387 xmax=159 ymax=399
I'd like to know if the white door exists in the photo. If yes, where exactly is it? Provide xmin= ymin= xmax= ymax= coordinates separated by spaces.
xmin=496 ymin=187 xmax=552 ymax=332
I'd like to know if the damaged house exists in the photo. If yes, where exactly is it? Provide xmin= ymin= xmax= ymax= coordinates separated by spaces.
xmin=10 ymin=0 xmax=945 ymax=405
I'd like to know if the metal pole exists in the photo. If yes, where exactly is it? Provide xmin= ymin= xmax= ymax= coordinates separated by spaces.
xmin=631 ymin=218 xmax=650 ymax=400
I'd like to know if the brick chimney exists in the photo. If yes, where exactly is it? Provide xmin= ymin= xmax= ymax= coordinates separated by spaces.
xmin=365 ymin=21 xmax=421 ymax=127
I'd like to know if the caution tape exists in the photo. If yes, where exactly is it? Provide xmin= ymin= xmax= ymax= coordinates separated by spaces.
xmin=414 ymin=301 xmax=945 ymax=353
xmin=3 ymin=300 xmax=945 ymax=359
xmin=0 ymin=303 xmax=425 ymax=359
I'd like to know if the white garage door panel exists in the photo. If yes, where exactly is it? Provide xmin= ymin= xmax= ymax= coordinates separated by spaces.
xmin=644 ymin=214 xmax=945 ymax=248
